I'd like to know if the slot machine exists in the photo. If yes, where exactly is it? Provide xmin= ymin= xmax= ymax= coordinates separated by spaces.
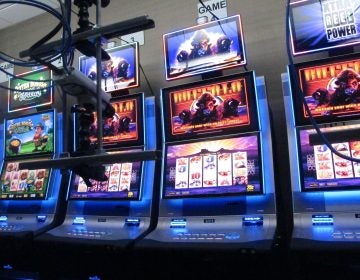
xmin=34 ymin=42 xmax=158 ymax=249
xmin=284 ymin=0 xmax=360 ymax=250
xmin=138 ymin=71 xmax=276 ymax=252
xmin=134 ymin=15 xmax=277 ymax=257
xmin=0 ymin=67 xmax=65 ymax=260
xmin=136 ymin=14 xmax=276 ymax=254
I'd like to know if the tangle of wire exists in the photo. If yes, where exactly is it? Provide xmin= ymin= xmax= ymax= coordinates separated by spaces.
xmin=285 ymin=0 xmax=360 ymax=163
xmin=0 ymin=0 xmax=73 ymax=93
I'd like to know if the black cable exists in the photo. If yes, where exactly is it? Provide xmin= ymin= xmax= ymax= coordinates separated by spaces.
xmin=197 ymin=1 xmax=249 ymax=72
xmin=0 ymin=0 xmax=72 ymax=81
xmin=198 ymin=0 xmax=220 ymax=21
xmin=286 ymin=0 xmax=360 ymax=163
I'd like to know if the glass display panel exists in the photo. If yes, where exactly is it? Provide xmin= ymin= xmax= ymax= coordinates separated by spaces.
xmin=298 ymin=123 xmax=360 ymax=191
xmin=163 ymin=134 xmax=262 ymax=199
xmin=162 ymin=72 xmax=258 ymax=142
xmin=68 ymin=150 xmax=143 ymax=200
xmin=4 ymin=110 xmax=55 ymax=158
xmin=0 ymin=158 xmax=52 ymax=199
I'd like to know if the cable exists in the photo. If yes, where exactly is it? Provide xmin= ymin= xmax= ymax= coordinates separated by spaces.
xmin=0 ymin=0 xmax=72 ymax=89
xmin=198 ymin=0 xmax=219 ymax=21
xmin=285 ymin=0 xmax=360 ymax=163
xmin=197 ymin=1 xmax=249 ymax=72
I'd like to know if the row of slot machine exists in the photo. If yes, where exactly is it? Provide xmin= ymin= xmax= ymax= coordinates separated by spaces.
xmin=1 ymin=0 xmax=360 ymax=270
xmin=0 ymin=13 xmax=277 ymax=259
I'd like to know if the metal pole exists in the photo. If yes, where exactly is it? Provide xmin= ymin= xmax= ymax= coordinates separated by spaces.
xmin=95 ymin=0 xmax=104 ymax=153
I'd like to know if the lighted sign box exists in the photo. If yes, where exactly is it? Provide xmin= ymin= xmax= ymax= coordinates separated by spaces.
xmin=78 ymin=93 xmax=144 ymax=150
xmin=161 ymin=72 xmax=258 ymax=142
xmin=290 ymin=53 xmax=360 ymax=125
xmin=8 ymin=68 xmax=53 ymax=113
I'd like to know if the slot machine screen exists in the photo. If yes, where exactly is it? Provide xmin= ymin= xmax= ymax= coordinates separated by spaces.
xmin=162 ymin=133 xmax=263 ymax=199
xmin=8 ymin=68 xmax=53 ymax=113
xmin=0 ymin=158 xmax=52 ymax=199
xmin=68 ymin=150 xmax=143 ymax=200
xmin=79 ymin=42 xmax=139 ymax=94
xmin=4 ymin=110 xmax=55 ymax=158
xmin=289 ymin=0 xmax=360 ymax=56
xmin=297 ymin=124 xmax=360 ymax=192
xmin=163 ymin=14 xmax=246 ymax=81
xmin=290 ymin=53 xmax=360 ymax=126
xmin=162 ymin=72 xmax=259 ymax=142
xmin=79 ymin=93 xmax=144 ymax=149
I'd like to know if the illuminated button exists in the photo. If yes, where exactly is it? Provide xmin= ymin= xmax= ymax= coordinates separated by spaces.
xmin=225 ymin=232 xmax=240 ymax=240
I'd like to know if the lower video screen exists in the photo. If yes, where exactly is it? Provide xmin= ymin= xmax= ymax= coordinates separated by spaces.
xmin=69 ymin=158 xmax=142 ymax=200
xmin=298 ymin=124 xmax=360 ymax=191
xmin=163 ymin=133 xmax=262 ymax=199
xmin=0 ymin=159 xmax=51 ymax=199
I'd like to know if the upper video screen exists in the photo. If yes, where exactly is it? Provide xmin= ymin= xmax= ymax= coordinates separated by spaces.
xmin=79 ymin=42 xmax=139 ymax=94
xmin=163 ymin=14 xmax=246 ymax=80
xmin=289 ymin=0 xmax=360 ymax=56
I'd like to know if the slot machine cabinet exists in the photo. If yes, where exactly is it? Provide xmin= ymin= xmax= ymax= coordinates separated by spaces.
xmin=136 ymin=73 xmax=277 ymax=252
xmin=0 ymin=111 xmax=66 ymax=265
xmin=282 ymin=53 xmax=360 ymax=250
xmin=33 ymin=94 xmax=158 ymax=250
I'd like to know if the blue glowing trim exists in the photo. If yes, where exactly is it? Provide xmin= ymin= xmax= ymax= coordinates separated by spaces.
xmin=253 ymin=71 xmax=261 ymax=131
xmin=0 ymin=216 xmax=8 ymax=222
xmin=73 ymin=217 xmax=86 ymax=225
xmin=242 ymin=216 xmax=263 ymax=226
xmin=170 ymin=218 xmax=187 ymax=228
xmin=312 ymin=214 xmax=333 ymax=225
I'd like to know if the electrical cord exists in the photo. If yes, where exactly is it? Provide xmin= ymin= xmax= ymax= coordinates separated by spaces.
xmin=197 ymin=0 xmax=248 ymax=71
xmin=0 ymin=0 xmax=72 ymax=92
xmin=285 ymin=0 xmax=360 ymax=163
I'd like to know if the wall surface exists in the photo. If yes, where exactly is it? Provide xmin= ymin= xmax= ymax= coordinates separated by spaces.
xmin=0 ymin=0 xmax=296 ymax=231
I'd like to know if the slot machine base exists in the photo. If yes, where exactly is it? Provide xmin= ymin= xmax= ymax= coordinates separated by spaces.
xmin=292 ymin=212 xmax=360 ymax=250
xmin=137 ymin=214 xmax=277 ymax=252
xmin=35 ymin=215 xmax=151 ymax=248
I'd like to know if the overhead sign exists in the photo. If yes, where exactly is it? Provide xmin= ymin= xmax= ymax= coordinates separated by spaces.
xmin=197 ymin=0 xmax=228 ymax=22
xmin=121 ymin=31 xmax=145 ymax=46
xmin=0 ymin=61 xmax=14 ymax=83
